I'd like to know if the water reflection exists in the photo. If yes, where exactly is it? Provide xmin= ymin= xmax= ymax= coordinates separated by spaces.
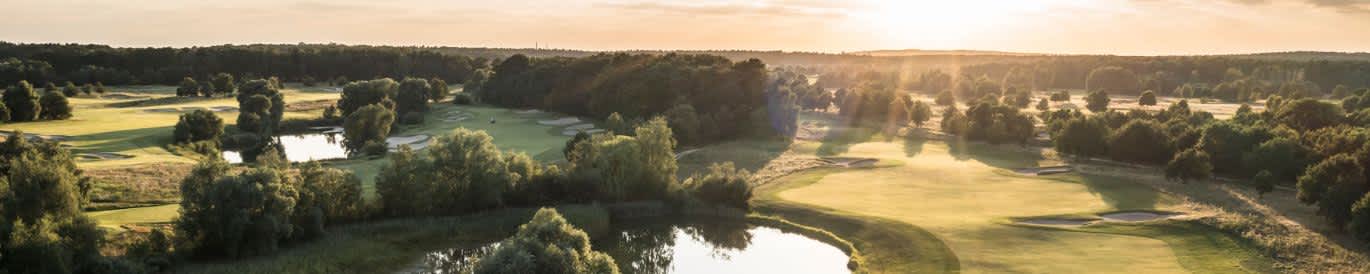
xmin=223 ymin=133 xmax=348 ymax=163
xmin=406 ymin=220 xmax=850 ymax=274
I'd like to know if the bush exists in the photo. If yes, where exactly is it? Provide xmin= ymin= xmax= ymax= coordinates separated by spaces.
xmin=1108 ymin=120 xmax=1171 ymax=164
xmin=38 ymin=91 xmax=72 ymax=120
xmin=1139 ymin=90 xmax=1157 ymax=106
xmin=1350 ymin=194 xmax=1370 ymax=243
xmin=211 ymin=73 xmax=235 ymax=95
xmin=295 ymin=161 xmax=364 ymax=235
xmin=452 ymin=93 xmax=475 ymax=105
xmin=1049 ymin=90 xmax=1070 ymax=101
xmin=934 ymin=90 xmax=955 ymax=106
xmin=473 ymin=208 xmax=620 ymax=274
xmin=61 ymin=81 xmax=79 ymax=97
xmin=571 ymin=118 xmax=677 ymax=202
xmin=177 ymin=77 xmax=200 ymax=97
xmin=176 ymin=160 xmax=297 ymax=258
xmin=396 ymin=77 xmax=431 ymax=116
xmin=343 ymin=104 xmax=395 ymax=153
xmin=1085 ymin=90 xmax=1110 ymax=112
xmin=1296 ymin=154 xmax=1367 ymax=228
xmin=429 ymin=78 xmax=448 ymax=103
xmin=1253 ymin=170 xmax=1276 ymax=199
xmin=362 ymin=141 xmax=388 ymax=156
xmin=1054 ymin=116 xmax=1109 ymax=157
xmin=376 ymin=129 xmax=514 ymax=216
xmin=4 ymin=81 xmax=41 ymax=121
xmin=173 ymin=110 xmax=225 ymax=143
xmin=1165 ymin=148 xmax=1212 ymax=183
xmin=685 ymin=162 xmax=754 ymax=210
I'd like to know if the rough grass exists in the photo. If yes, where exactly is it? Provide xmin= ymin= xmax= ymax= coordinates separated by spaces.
xmin=769 ymin=138 xmax=1275 ymax=273
xmin=86 ymin=204 xmax=179 ymax=230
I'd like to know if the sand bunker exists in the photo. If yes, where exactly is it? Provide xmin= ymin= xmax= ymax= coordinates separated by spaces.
xmin=209 ymin=106 xmax=239 ymax=112
xmin=76 ymin=152 xmax=133 ymax=160
xmin=539 ymin=117 xmax=582 ymax=126
xmin=1014 ymin=165 xmax=1073 ymax=176
xmin=441 ymin=111 xmax=475 ymax=122
xmin=99 ymin=93 xmax=149 ymax=100
xmin=514 ymin=109 xmax=544 ymax=115
xmin=565 ymin=124 xmax=595 ymax=131
xmin=675 ymin=148 xmax=701 ymax=160
xmin=1016 ymin=218 xmax=1096 ymax=226
xmin=0 ymin=131 xmax=71 ymax=142
xmin=561 ymin=129 xmax=605 ymax=136
xmin=144 ymin=108 xmax=181 ymax=113
xmin=1099 ymin=211 xmax=1183 ymax=222
xmin=820 ymin=157 xmax=878 ymax=168
xmin=387 ymin=135 xmax=432 ymax=150
xmin=309 ymin=126 xmax=344 ymax=134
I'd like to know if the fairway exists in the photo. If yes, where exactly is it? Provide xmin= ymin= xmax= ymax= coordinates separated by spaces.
xmin=772 ymin=139 xmax=1272 ymax=273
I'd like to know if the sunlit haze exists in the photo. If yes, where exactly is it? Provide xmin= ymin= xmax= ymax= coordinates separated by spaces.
xmin=4 ymin=0 xmax=1370 ymax=55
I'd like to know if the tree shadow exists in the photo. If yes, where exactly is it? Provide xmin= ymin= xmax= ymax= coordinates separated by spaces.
xmin=945 ymin=139 xmax=1046 ymax=170
xmin=675 ymin=137 xmax=793 ymax=178
xmin=902 ymin=130 xmax=927 ymax=158
xmin=816 ymin=126 xmax=876 ymax=157
xmin=67 ymin=125 xmax=176 ymax=154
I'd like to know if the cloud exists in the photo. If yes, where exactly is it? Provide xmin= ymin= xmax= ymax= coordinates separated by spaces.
xmin=1305 ymin=0 xmax=1370 ymax=13
xmin=597 ymin=1 xmax=848 ymax=18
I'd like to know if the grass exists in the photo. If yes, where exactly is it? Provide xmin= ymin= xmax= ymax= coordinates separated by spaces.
xmin=765 ymin=136 xmax=1275 ymax=273
xmin=85 ymin=204 xmax=179 ymax=229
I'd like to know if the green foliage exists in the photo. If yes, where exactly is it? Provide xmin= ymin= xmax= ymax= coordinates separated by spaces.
xmin=339 ymin=78 xmax=398 ymax=116
xmin=684 ymin=162 xmax=754 ymax=210
xmin=571 ymin=118 xmax=678 ymax=202
xmin=1166 ymin=148 xmax=1212 ymax=183
xmin=343 ymin=104 xmax=395 ymax=155
xmin=211 ymin=73 xmax=235 ymax=95
xmin=38 ymin=91 xmax=72 ymax=120
xmin=1108 ymin=120 xmax=1172 ymax=164
xmin=1197 ymin=121 xmax=1275 ymax=175
xmin=564 ymin=131 xmax=591 ymax=162
xmin=1252 ymin=170 xmax=1276 ymax=199
xmin=664 ymin=104 xmax=701 ymax=144
xmin=177 ymin=77 xmax=200 ymax=97
xmin=0 ymin=135 xmax=105 ymax=274
xmin=295 ymin=161 xmax=364 ymax=236
xmin=126 ymin=229 xmax=173 ymax=272
xmin=1049 ymin=90 xmax=1070 ymax=101
xmin=428 ymin=78 xmax=448 ymax=103
xmin=939 ymin=106 xmax=968 ymax=136
xmin=452 ymin=93 xmax=475 ymax=105
xmin=1053 ymin=116 xmax=1110 ymax=157
xmin=1139 ymin=90 xmax=1158 ymax=106
xmin=236 ymin=79 xmax=286 ymax=135
xmin=376 ymin=129 xmax=515 ymax=216
xmin=1350 ymin=194 xmax=1370 ymax=244
xmin=962 ymin=102 xmax=1035 ymax=144
xmin=605 ymin=112 xmax=628 ymax=135
xmin=1275 ymin=98 xmax=1343 ymax=131
xmin=1085 ymin=90 xmax=1110 ymax=112
xmin=1086 ymin=66 xmax=1140 ymax=94
xmin=4 ymin=80 xmax=41 ymax=121
xmin=473 ymin=208 xmax=620 ymax=274
xmin=1035 ymin=98 xmax=1049 ymax=112
xmin=176 ymin=160 xmax=299 ymax=258
xmin=396 ymin=77 xmax=431 ymax=117
xmin=909 ymin=100 xmax=933 ymax=128
xmin=1242 ymin=137 xmax=1310 ymax=181
xmin=1296 ymin=154 xmax=1367 ymax=228
xmin=174 ymin=109 xmax=225 ymax=144
xmin=0 ymin=102 xmax=10 ymax=122
xmin=61 ymin=81 xmax=78 ymax=97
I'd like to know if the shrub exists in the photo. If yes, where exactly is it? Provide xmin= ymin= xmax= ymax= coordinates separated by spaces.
xmin=429 ymin=78 xmax=448 ymax=103
xmin=452 ymin=93 xmax=474 ymax=105
xmin=1253 ymin=170 xmax=1276 ymax=199
xmin=909 ymin=100 xmax=933 ymax=128
xmin=685 ymin=162 xmax=754 ymax=210
xmin=343 ymin=104 xmax=395 ymax=153
xmin=38 ymin=91 xmax=72 ymax=120
xmin=1139 ymin=90 xmax=1157 ymax=106
xmin=1275 ymin=98 xmax=1343 ymax=131
xmin=1054 ymin=116 xmax=1110 ymax=157
xmin=473 ymin=208 xmax=620 ymax=274
xmin=571 ymin=118 xmax=678 ymax=202
xmin=177 ymin=77 xmax=200 ymax=97
xmin=376 ymin=129 xmax=514 ymax=216
xmin=295 ymin=161 xmax=364 ymax=234
xmin=1296 ymin=154 xmax=1367 ymax=228
xmin=1350 ymin=194 xmax=1370 ymax=243
xmin=61 ymin=81 xmax=79 ymax=97
xmin=362 ymin=141 xmax=388 ymax=156
xmin=1165 ymin=148 xmax=1212 ymax=183
xmin=934 ymin=90 xmax=955 ymax=106
xmin=211 ymin=73 xmax=235 ymax=95
xmin=1085 ymin=90 xmax=1110 ymax=112
xmin=4 ymin=80 xmax=41 ymax=121
xmin=1108 ymin=120 xmax=1171 ymax=164
xmin=173 ymin=110 xmax=225 ymax=143
xmin=1049 ymin=90 xmax=1070 ymax=101
xmin=1035 ymin=98 xmax=1050 ymax=112
xmin=176 ymin=160 xmax=298 ymax=258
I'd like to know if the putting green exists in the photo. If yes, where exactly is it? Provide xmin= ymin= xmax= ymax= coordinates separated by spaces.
xmin=774 ymin=139 xmax=1271 ymax=273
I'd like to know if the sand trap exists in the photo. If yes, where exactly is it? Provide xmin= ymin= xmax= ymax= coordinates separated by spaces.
xmin=561 ymin=129 xmax=605 ymax=136
xmin=76 ymin=152 xmax=133 ymax=160
xmin=145 ymin=108 xmax=180 ymax=113
xmin=539 ymin=117 xmax=582 ymax=126
xmin=209 ymin=106 xmax=239 ymax=112
xmin=99 ymin=94 xmax=149 ymax=100
xmin=565 ymin=124 xmax=595 ymax=131
xmin=182 ymin=107 xmax=207 ymax=112
xmin=0 ymin=131 xmax=71 ymax=142
xmin=514 ymin=109 xmax=543 ymax=115
xmin=1099 ymin=211 xmax=1183 ymax=222
xmin=1014 ymin=165 xmax=1073 ymax=176
xmin=387 ymin=135 xmax=432 ymax=150
xmin=821 ymin=157 xmax=878 ymax=168
xmin=1017 ymin=218 xmax=1096 ymax=226
xmin=309 ymin=126 xmax=344 ymax=134
xmin=675 ymin=148 xmax=701 ymax=160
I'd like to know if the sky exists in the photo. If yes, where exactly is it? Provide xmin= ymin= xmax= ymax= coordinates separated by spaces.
xmin=3 ymin=0 xmax=1370 ymax=55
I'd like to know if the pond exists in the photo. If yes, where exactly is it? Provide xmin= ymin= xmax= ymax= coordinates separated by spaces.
xmin=222 ymin=133 xmax=347 ymax=163
xmin=403 ymin=219 xmax=852 ymax=274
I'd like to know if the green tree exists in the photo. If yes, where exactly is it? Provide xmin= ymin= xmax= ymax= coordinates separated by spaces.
xmin=295 ymin=161 xmax=363 ymax=237
xmin=429 ymin=78 xmax=448 ymax=103
xmin=1086 ymin=66 xmax=1140 ymax=94
xmin=605 ymin=112 xmax=628 ymax=135
xmin=1165 ymin=148 xmax=1212 ymax=183
xmin=175 ymin=160 xmax=299 ymax=258
xmin=1297 ymin=154 xmax=1367 ymax=228
xmin=685 ymin=162 xmax=754 ymax=210
xmin=1275 ymin=98 xmax=1343 ymax=131
xmin=4 ymin=81 xmax=41 ymax=121
xmin=1253 ymin=170 xmax=1276 ymax=199
xmin=236 ymin=79 xmax=286 ymax=135
xmin=1054 ymin=116 xmax=1109 ymax=157
xmin=342 ymin=104 xmax=395 ymax=154
xmin=427 ymin=129 xmax=514 ymax=213
xmin=338 ymin=78 xmax=398 ymax=116
xmin=61 ymin=81 xmax=78 ymax=97
xmin=1035 ymin=98 xmax=1050 ymax=112
xmin=473 ymin=208 xmax=620 ymax=274
xmin=1085 ymin=90 xmax=1110 ymax=112
xmin=396 ymin=77 xmax=432 ymax=117
xmin=177 ymin=77 xmax=200 ymax=97
xmin=1108 ymin=120 xmax=1171 ymax=164
xmin=1350 ymin=194 xmax=1370 ymax=243
xmin=1139 ymin=90 xmax=1157 ymax=106
xmin=909 ymin=100 xmax=933 ymax=128
xmin=1242 ymin=137 xmax=1309 ymax=181
xmin=174 ymin=109 xmax=225 ymax=143
xmin=934 ymin=90 xmax=955 ymax=106
xmin=211 ymin=73 xmax=235 ymax=95
xmin=1049 ymin=90 xmax=1070 ymax=101
xmin=38 ymin=91 xmax=72 ymax=120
